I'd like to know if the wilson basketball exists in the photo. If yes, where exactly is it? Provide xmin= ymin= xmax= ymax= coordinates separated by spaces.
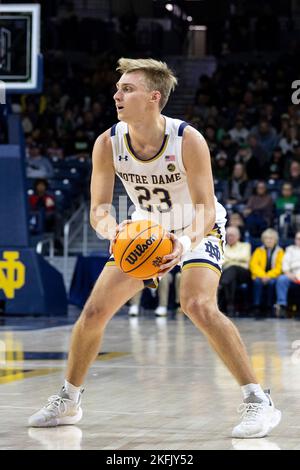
xmin=113 ymin=220 xmax=173 ymax=279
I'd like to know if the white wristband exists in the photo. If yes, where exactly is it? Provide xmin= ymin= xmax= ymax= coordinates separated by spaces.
xmin=178 ymin=235 xmax=192 ymax=255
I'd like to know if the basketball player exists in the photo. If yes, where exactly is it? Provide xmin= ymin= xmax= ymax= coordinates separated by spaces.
xmin=29 ymin=58 xmax=281 ymax=438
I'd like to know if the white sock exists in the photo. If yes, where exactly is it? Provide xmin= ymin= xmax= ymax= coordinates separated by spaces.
xmin=64 ymin=380 xmax=81 ymax=402
xmin=241 ymin=383 xmax=269 ymax=403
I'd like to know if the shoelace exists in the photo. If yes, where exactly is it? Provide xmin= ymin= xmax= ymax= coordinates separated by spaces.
xmin=237 ymin=402 xmax=265 ymax=424
xmin=44 ymin=395 xmax=68 ymax=414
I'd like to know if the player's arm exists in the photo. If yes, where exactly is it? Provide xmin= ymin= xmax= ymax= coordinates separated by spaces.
xmin=159 ymin=127 xmax=215 ymax=274
xmin=181 ymin=126 xmax=216 ymax=248
xmin=90 ymin=130 xmax=117 ymax=241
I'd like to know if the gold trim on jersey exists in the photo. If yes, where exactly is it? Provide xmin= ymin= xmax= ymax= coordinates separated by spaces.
xmin=206 ymin=225 xmax=225 ymax=256
xmin=124 ymin=134 xmax=170 ymax=163
xmin=182 ymin=262 xmax=221 ymax=276
xmin=207 ymin=228 xmax=222 ymax=240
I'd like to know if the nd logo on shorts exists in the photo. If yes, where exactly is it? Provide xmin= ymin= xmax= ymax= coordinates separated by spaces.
xmin=181 ymin=223 xmax=225 ymax=276
xmin=204 ymin=240 xmax=221 ymax=262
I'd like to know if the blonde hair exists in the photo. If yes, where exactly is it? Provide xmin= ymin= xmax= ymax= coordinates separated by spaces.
xmin=261 ymin=228 xmax=279 ymax=244
xmin=116 ymin=58 xmax=178 ymax=110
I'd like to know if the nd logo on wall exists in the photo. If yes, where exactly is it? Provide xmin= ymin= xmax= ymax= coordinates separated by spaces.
xmin=0 ymin=251 xmax=25 ymax=299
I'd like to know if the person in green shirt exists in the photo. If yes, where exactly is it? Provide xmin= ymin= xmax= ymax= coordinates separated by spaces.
xmin=275 ymin=182 xmax=298 ymax=212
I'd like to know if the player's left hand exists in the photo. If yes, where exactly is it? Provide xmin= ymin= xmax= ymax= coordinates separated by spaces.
xmin=159 ymin=232 xmax=183 ymax=276
xmin=109 ymin=219 xmax=132 ymax=254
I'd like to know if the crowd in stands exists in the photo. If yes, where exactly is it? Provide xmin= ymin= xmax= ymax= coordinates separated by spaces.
xmin=8 ymin=53 xmax=119 ymax=245
xmin=185 ymin=49 xmax=300 ymax=240
xmin=220 ymin=226 xmax=300 ymax=319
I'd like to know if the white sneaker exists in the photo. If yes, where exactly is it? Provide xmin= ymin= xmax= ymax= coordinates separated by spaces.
xmin=232 ymin=391 xmax=281 ymax=438
xmin=28 ymin=387 xmax=83 ymax=428
xmin=155 ymin=306 xmax=167 ymax=316
xmin=128 ymin=304 xmax=139 ymax=316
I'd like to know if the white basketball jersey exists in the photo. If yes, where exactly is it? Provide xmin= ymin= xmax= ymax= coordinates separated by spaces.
xmin=110 ymin=116 xmax=226 ymax=232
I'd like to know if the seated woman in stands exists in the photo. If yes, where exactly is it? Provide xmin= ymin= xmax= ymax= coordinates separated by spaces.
xmin=250 ymin=228 xmax=284 ymax=318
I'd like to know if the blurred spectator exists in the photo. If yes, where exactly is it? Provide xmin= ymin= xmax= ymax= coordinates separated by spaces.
xmin=244 ymin=182 xmax=274 ymax=236
xmin=204 ymin=125 xmax=218 ymax=155
xmin=213 ymin=151 xmax=231 ymax=180
xmin=251 ymin=119 xmax=278 ymax=156
xmin=247 ymin=134 xmax=268 ymax=171
xmin=28 ymin=178 xmax=56 ymax=232
xmin=275 ymin=231 xmax=300 ymax=317
xmin=219 ymin=227 xmax=251 ymax=316
xmin=47 ymin=82 xmax=70 ymax=115
xmin=26 ymin=143 xmax=54 ymax=179
xmin=275 ymin=183 xmax=299 ymax=213
xmin=79 ymin=111 xmax=99 ymax=143
xmin=250 ymin=229 xmax=284 ymax=317
xmin=219 ymin=133 xmax=238 ymax=160
xmin=241 ymin=90 xmax=257 ymax=123
xmin=225 ymin=163 xmax=252 ymax=206
xmin=72 ymin=129 xmax=90 ymax=157
xmin=278 ymin=117 xmax=298 ymax=155
xmin=228 ymin=212 xmax=246 ymax=238
xmin=21 ymin=102 xmax=39 ymax=135
xmin=46 ymin=139 xmax=64 ymax=159
xmin=288 ymin=161 xmax=300 ymax=196
xmin=229 ymin=119 xmax=249 ymax=145
xmin=194 ymin=92 xmax=211 ymax=120
xmin=268 ymin=147 xmax=285 ymax=180
xmin=234 ymin=144 xmax=261 ymax=180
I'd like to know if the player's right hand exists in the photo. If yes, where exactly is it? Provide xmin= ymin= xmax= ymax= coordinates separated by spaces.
xmin=109 ymin=219 xmax=132 ymax=255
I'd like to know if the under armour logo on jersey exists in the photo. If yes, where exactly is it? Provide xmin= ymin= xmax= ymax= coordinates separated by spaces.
xmin=118 ymin=155 xmax=128 ymax=161
xmin=205 ymin=241 xmax=221 ymax=261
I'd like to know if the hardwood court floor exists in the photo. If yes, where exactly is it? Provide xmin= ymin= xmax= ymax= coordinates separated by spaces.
xmin=0 ymin=313 xmax=300 ymax=450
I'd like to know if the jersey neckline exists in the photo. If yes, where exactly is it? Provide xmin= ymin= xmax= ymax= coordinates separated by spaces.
xmin=124 ymin=115 xmax=170 ymax=163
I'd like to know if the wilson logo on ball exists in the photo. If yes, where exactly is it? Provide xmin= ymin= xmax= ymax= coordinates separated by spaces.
xmin=125 ymin=234 xmax=157 ymax=265
xmin=113 ymin=220 xmax=173 ymax=279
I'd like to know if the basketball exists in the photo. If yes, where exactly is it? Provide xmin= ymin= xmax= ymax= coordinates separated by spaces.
xmin=113 ymin=220 xmax=173 ymax=279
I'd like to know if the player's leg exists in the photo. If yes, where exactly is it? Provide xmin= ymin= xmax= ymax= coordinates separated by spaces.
xmin=179 ymin=266 xmax=281 ymax=438
xmin=66 ymin=265 xmax=144 ymax=386
xmin=180 ymin=267 xmax=257 ymax=384
xmin=28 ymin=265 xmax=143 ymax=427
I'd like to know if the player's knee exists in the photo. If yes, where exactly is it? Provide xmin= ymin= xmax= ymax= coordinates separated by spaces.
xmin=182 ymin=296 xmax=216 ymax=329
xmin=81 ymin=302 xmax=108 ymax=329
